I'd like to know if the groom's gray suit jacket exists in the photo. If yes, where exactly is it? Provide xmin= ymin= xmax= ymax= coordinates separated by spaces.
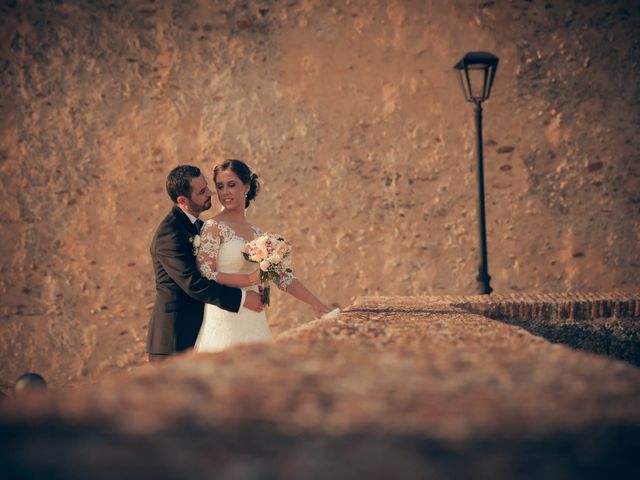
xmin=147 ymin=206 xmax=242 ymax=354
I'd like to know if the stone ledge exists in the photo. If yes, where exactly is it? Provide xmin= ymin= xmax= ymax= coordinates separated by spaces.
xmin=349 ymin=292 xmax=640 ymax=321
xmin=2 ymin=296 xmax=640 ymax=478
xmin=448 ymin=292 xmax=640 ymax=366
xmin=452 ymin=292 xmax=640 ymax=322
xmin=347 ymin=293 xmax=640 ymax=365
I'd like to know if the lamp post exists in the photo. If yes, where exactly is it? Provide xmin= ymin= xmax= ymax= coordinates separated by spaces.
xmin=454 ymin=51 xmax=499 ymax=295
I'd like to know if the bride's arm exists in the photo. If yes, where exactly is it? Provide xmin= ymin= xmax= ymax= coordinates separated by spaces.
xmin=277 ymin=276 xmax=331 ymax=317
xmin=214 ymin=270 xmax=260 ymax=288
xmin=197 ymin=221 xmax=259 ymax=288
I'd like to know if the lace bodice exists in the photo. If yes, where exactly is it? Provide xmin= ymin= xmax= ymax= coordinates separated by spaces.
xmin=195 ymin=219 xmax=295 ymax=289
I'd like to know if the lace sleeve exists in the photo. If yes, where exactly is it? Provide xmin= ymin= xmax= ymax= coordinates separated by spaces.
xmin=196 ymin=220 xmax=221 ymax=281
xmin=275 ymin=269 xmax=296 ymax=291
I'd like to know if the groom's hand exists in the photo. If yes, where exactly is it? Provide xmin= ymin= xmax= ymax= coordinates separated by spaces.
xmin=244 ymin=291 xmax=265 ymax=312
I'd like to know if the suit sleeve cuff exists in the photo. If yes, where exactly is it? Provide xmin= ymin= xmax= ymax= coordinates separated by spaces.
xmin=239 ymin=289 xmax=246 ymax=310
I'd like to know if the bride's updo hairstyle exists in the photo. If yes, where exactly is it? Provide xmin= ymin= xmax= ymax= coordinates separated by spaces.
xmin=213 ymin=159 xmax=260 ymax=208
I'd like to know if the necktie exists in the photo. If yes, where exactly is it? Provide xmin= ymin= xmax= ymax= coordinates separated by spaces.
xmin=195 ymin=219 xmax=204 ymax=233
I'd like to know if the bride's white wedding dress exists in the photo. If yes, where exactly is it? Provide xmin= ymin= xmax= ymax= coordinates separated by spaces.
xmin=194 ymin=219 xmax=291 ymax=352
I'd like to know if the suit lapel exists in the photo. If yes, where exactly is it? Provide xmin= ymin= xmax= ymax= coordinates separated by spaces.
xmin=172 ymin=205 xmax=199 ymax=236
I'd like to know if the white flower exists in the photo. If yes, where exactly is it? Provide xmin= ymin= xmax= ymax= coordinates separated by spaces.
xmin=270 ymin=254 xmax=282 ymax=264
xmin=259 ymin=260 xmax=271 ymax=271
xmin=189 ymin=235 xmax=201 ymax=255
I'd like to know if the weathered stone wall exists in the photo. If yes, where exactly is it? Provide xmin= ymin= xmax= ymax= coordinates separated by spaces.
xmin=1 ymin=0 xmax=639 ymax=388
xmin=451 ymin=292 xmax=640 ymax=321
xmin=451 ymin=292 xmax=640 ymax=365
xmin=353 ymin=293 xmax=640 ymax=364
xmin=2 ymin=295 xmax=640 ymax=478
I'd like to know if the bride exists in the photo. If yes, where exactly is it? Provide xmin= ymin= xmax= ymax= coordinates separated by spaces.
xmin=194 ymin=159 xmax=331 ymax=352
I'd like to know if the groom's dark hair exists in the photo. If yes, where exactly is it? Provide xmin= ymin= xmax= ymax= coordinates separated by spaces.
xmin=166 ymin=165 xmax=201 ymax=202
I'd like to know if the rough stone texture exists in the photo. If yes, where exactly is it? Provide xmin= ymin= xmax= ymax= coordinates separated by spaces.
xmin=451 ymin=292 xmax=640 ymax=322
xmin=351 ymin=293 xmax=640 ymax=365
xmin=1 ymin=0 xmax=640 ymax=390
xmin=446 ymin=292 xmax=640 ymax=365
xmin=1 ymin=296 xmax=640 ymax=478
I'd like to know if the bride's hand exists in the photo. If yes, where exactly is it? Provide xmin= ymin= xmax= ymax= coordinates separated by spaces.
xmin=248 ymin=270 xmax=261 ymax=285
xmin=312 ymin=301 xmax=331 ymax=318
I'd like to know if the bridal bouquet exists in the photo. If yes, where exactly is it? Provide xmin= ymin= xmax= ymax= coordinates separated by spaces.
xmin=242 ymin=233 xmax=293 ymax=306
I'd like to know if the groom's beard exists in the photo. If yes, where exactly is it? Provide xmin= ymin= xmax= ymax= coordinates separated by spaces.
xmin=186 ymin=197 xmax=212 ymax=215
xmin=195 ymin=202 xmax=212 ymax=215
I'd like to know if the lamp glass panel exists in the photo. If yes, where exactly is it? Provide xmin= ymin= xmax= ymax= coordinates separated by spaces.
xmin=455 ymin=68 xmax=471 ymax=101
xmin=467 ymin=65 xmax=487 ymax=100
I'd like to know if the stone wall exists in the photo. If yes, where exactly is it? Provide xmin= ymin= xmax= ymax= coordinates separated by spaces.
xmin=448 ymin=292 xmax=640 ymax=365
xmin=452 ymin=292 xmax=640 ymax=322
xmin=2 ymin=294 xmax=640 ymax=478
xmin=1 ymin=0 xmax=639 ymax=389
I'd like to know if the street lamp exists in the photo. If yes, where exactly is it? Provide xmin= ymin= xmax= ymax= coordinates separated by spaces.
xmin=454 ymin=51 xmax=499 ymax=295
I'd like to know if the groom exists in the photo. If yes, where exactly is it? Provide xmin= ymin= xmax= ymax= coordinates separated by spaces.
xmin=147 ymin=165 xmax=264 ymax=362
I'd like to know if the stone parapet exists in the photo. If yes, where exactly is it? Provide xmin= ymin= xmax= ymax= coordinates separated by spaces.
xmin=348 ymin=292 xmax=640 ymax=321
xmin=450 ymin=292 xmax=640 ymax=322
xmin=344 ymin=293 xmax=640 ymax=365
xmin=1 ymin=295 xmax=640 ymax=478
